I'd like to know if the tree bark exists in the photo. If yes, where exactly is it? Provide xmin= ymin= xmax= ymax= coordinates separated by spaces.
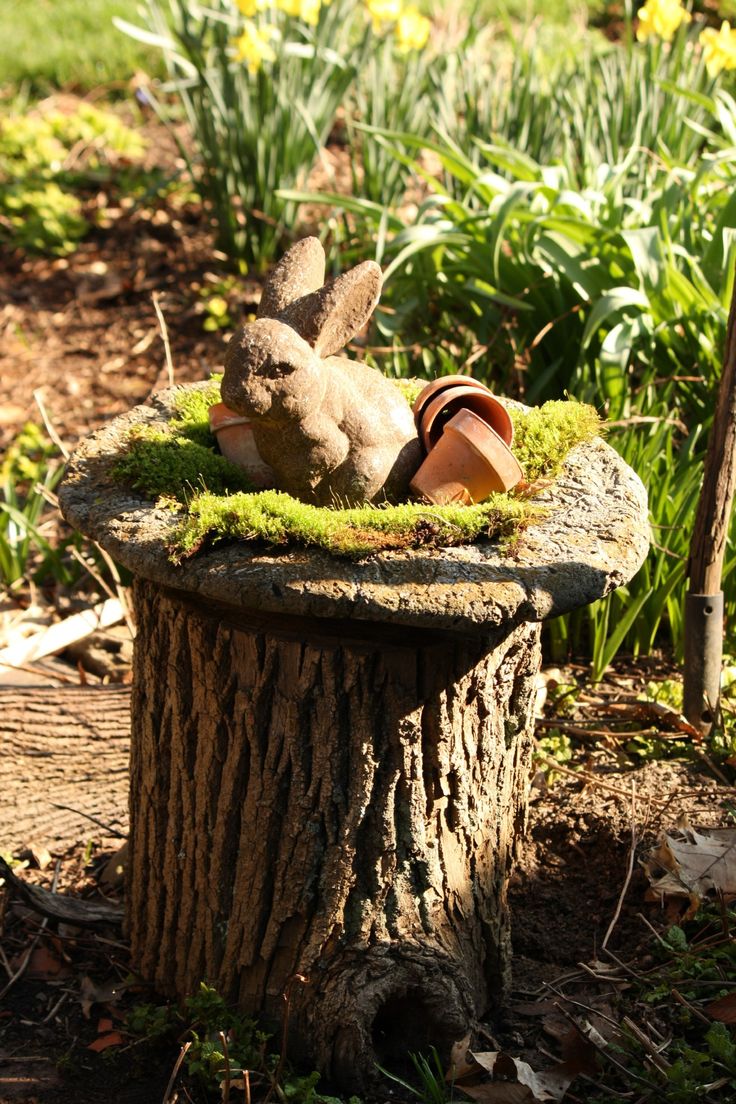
xmin=127 ymin=578 xmax=541 ymax=1085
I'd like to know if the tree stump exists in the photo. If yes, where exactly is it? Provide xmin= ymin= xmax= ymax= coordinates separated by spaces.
xmin=59 ymin=385 xmax=649 ymax=1086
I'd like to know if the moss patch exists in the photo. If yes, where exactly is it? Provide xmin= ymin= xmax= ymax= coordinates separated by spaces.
xmin=111 ymin=382 xmax=601 ymax=560
xmin=170 ymin=490 xmax=535 ymax=562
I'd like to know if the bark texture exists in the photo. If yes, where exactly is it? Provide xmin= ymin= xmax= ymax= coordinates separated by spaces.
xmin=128 ymin=579 xmax=541 ymax=1085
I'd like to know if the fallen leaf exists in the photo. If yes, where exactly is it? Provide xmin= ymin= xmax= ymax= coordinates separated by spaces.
xmin=15 ymin=944 xmax=70 ymax=980
xmin=87 ymin=1031 xmax=125 ymax=1052
xmin=97 ymin=1017 xmax=114 ymax=1034
xmin=450 ymin=1046 xmax=576 ymax=1104
xmin=641 ymin=827 xmax=736 ymax=899
xmin=705 ymin=992 xmax=736 ymax=1024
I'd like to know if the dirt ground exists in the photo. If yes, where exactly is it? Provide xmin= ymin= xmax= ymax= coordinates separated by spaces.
xmin=2 ymin=149 xmax=736 ymax=1103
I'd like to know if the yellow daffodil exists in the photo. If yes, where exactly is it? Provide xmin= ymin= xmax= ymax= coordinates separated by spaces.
xmin=275 ymin=0 xmax=320 ymax=20
xmin=365 ymin=0 xmax=402 ymax=31
xmin=395 ymin=6 xmax=430 ymax=51
xmin=233 ymin=21 xmax=278 ymax=73
xmin=636 ymin=0 xmax=691 ymax=42
xmin=700 ymin=20 xmax=736 ymax=76
xmin=237 ymin=0 xmax=271 ymax=16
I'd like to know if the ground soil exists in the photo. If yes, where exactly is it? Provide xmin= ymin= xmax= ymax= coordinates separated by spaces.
xmin=3 ymin=128 xmax=736 ymax=1102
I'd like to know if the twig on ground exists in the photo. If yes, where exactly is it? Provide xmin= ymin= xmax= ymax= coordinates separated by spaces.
xmin=152 ymin=293 xmax=175 ymax=389
xmin=220 ymin=1031 xmax=232 ymax=1104
xmin=620 ymin=1016 xmax=671 ymax=1074
xmin=602 ymin=780 xmax=637 ymax=952
xmin=48 ymin=803 xmax=126 ymax=839
xmin=33 ymin=389 xmax=69 ymax=460
xmin=41 ymin=991 xmax=68 ymax=1025
xmin=552 ymin=1000 xmax=660 ymax=1093
xmin=0 ymin=860 xmax=60 ymax=1001
xmin=162 ymin=1040 xmax=191 ymax=1104
xmin=671 ymin=987 xmax=712 ymax=1026
xmin=533 ymin=751 xmax=669 ymax=806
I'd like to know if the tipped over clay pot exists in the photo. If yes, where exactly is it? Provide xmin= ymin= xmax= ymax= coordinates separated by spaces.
xmin=208 ymin=402 xmax=275 ymax=489
xmin=411 ymin=374 xmax=490 ymax=426
xmin=410 ymin=409 xmax=523 ymax=505
xmin=418 ymin=384 xmax=514 ymax=453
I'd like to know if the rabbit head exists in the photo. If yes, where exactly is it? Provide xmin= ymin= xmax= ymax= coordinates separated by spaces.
xmin=221 ymin=237 xmax=382 ymax=421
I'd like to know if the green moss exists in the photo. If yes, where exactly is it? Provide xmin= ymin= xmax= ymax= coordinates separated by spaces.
xmin=510 ymin=399 xmax=601 ymax=481
xmin=171 ymin=490 xmax=535 ymax=562
xmin=111 ymin=381 xmax=602 ymax=560
xmin=111 ymin=425 xmax=252 ymax=501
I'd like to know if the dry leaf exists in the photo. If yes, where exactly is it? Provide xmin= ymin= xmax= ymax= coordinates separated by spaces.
xmin=641 ymin=827 xmax=736 ymax=900
xmin=13 ymin=944 xmax=70 ymax=980
xmin=450 ymin=1045 xmax=576 ymax=1104
xmin=87 ymin=1030 xmax=125 ymax=1052
xmin=705 ymin=992 xmax=736 ymax=1024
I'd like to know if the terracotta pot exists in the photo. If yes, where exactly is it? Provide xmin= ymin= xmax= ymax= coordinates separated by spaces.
xmin=208 ymin=403 xmax=275 ymax=489
xmin=409 ymin=409 xmax=523 ymax=505
xmin=411 ymin=375 xmax=490 ymax=430
xmin=418 ymin=384 xmax=514 ymax=453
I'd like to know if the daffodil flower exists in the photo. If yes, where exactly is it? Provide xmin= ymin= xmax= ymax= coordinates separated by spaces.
xmin=365 ymin=0 xmax=402 ymax=31
xmin=237 ymin=0 xmax=272 ymax=16
xmin=636 ymin=0 xmax=691 ymax=42
xmin=275 ymin=0 xmax=321 ymax=21
xmin=700 ymin=20 xmax=736 ymax=76
xmin=395 ymin=6 xmax=430 ymax=52
xmin=233 ymin=21 xmax=279 ymax=73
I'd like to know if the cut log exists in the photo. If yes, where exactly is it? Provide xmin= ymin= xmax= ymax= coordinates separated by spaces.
xmin=0 ymin=684 xmax=130 ymax=851
xmin=127 ymin=579 xmax=541 ymax=1083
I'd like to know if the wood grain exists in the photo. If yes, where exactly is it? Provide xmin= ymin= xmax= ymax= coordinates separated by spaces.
xmin=0 ymin=684 xmax=130 ymax=851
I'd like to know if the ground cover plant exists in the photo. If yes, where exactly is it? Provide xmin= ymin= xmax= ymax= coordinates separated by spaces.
xmin=0 ymin=98 xmax=148 ymax=255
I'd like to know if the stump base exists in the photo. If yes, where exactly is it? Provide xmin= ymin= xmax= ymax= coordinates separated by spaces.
xmin=128 ymin=579 xmax=541 ymax=1084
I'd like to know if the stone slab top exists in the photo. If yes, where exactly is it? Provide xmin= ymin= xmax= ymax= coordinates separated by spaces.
xmin=59 ymin=384 xmax=650 ymax=638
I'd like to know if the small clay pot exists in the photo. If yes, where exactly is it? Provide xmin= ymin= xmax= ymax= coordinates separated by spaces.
xmin=409 ymin=409 xmax=523 ymax=505
xmin=418 ymin=385 xmax=514 ymax=453
xmin=208 ymin=403 xmax=275 ymax=489
xmin=411 ymin=375 xmax=490 ymax=429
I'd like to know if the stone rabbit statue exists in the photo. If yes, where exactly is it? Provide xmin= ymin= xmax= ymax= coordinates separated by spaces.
xmin=221 ymin=237 xmax=421 ymax=507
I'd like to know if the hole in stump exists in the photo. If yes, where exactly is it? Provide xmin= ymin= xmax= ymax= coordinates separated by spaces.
xmin=372 ymin=988 xmax=435 ymax=1067
xmin=702 ymin=709 xmax=713 ymax=724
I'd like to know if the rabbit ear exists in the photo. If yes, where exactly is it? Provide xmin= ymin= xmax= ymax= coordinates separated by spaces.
xmin=257 ymin=237 xmax=326 ymax=319
xmin=278 ymin=260 xmax=382 ymax=357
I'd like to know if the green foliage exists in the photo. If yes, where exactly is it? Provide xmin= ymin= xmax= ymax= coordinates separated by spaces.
xmin=128 ymin=983 xmax=358 ymax=1102
xmin=0 ymin=423 xmax=68 ymax=586
xmin=1 ymin=0 xmax=164 ymax=94
xmin=379 ymin=1047 xmax=449 ymax=1104
xmin=290 ymin=22 xmax=736 ymax=667
xmin=0 ymin=101 xmax=147 ymax=255
xmin=118 ymin=0 xmax=368 ymax=268
xmin=112 ymin=384 xmax=598 ymax=559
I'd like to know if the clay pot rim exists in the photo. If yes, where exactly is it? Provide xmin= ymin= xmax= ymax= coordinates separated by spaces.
xmin=411 ymin=375 xmax=490 ymax=424
xmin=209 ymin=402 xmax=251 ymax=431
xmin=419 ymin=386 xmax=514 ymax=453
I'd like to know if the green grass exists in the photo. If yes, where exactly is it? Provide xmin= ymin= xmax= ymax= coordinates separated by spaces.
xmin=3 ymin=0 xmax=163 ymax=94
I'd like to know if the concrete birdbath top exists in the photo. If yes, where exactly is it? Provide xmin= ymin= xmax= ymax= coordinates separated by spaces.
xmin=59 ymin=383 xmax=650 ymax=637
